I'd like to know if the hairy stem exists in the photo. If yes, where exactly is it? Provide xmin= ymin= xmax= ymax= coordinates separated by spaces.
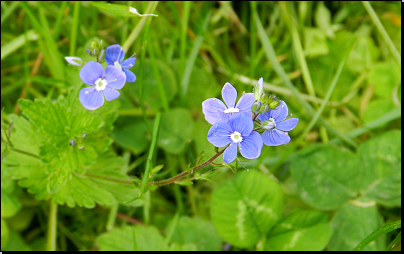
xmin=149 ymin=145 xmax=228 ymax=186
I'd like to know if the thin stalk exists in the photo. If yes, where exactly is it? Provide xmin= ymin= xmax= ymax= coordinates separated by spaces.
xmin=362 ymin=1 xmax=401 ymax=66
xmin=138 ymin=1 xmax=159 ymax=131
xmin=47 ymin=202 xmax=58 ymax=251
xmin=106 ymin=203 xmax=119 ymax=231
xmin=150 ymin=145 xmax=228 ymax=186
xmin=139 ymin=111 xmax=161 ymax=194
xmin=53 ymin=1 xmax=68 ymax=40
xmin=69 ymin=1 xmax=80 ymax=56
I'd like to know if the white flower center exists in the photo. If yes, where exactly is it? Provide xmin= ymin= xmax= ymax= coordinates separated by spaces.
xmin=230 ymin=131 xmax=243 ymax=143
xmin=262 ymin=118 xmax=276 ymax=130
xmin=94 ymin=78 xmax=107 ymax=91
xmin=114 ymin=61 xmax=122 ymax=70
xmin=224 ymin=107 xmax=239 ymax=113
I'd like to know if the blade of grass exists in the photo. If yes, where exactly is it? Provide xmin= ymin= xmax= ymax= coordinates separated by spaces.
xmin=132 ymin=226 xmax=137 ymax=251
xmin=272 ymin=43 xmax=351 ymax=171
xmin=139 ymin=112 xmax=161 ymax=195
xmin=329 ymin=107 xmax=401 ymax=145
xmin=53 ymin=1 xmax=68 ymax=40
xmin=362 ymin=1 xmax=401 ymax=66
xmin=180 ymin=11 xmax=211 ymax=101
xmin=1 ymin=1 xmax=19 ymax=25
xmin=180 ymin=2 xmax=191 ymax=68
xmin=255 ymin=13 xmax=358 ymax=148
xmin=122 ymin=1 xmax=156 ymax=52
xmin=386 ymin=231 xmax=401 ymax=251
xmin=148 ymin=42 xmax=169 ymax=112
xmin=137 ymin=1 xmax=159 ymax=131
xmin=69 ymin=1 xmax=80 ymax=56
xmin=354 ymin=220 xmax=401 ymax=251
xmin=1 ymin=30 xmax=39 ymax=60
xmin=249 ymin=1 xmax=257 ymax=79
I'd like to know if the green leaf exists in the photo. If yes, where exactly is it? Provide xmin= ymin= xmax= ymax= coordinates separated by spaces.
xmin=265 ymin=210 xmax=332 ymax=251
xmin=1 ymin=192 xmax=21 ymax=219
xmin=362 ymin=99 xmax=396 ymax=124
xmin=157 ymin=108 xmax=194 ymax=154
xmin=210 ymin=170 xmax=284 ymax=248
xmin=97 ymin=225 xmax=168 ymax=251
xmin=1 ymin=230 xmax=32 ymax=251
xmin=90 ymin=2 xmax=157 ymax=18
xmin=112 ymin=119 xmax=149 ymax=155
xmin=291 ymin=145 xmax=362 ymax=210
xmin=358 ymin=130 xmax=401 ymax=207
xmin=3 ymin=93 xmax=138 ymax=208
xmin=328 ymin=203 xmax=385 ymax=251
xmin=17 ymin=98 xmax=104 ymax=148
xmin=1 ymin=219 xmax=9 ymax=249
xmin=368 ymin=61 xmax=400 ymax=98
xmin=128 ymin=59 xmax=177 ymax=111
xmin=303 ymin=27 xmax=329 ymax=57
xmin=166 ymin=216 xmax=222 ymax=251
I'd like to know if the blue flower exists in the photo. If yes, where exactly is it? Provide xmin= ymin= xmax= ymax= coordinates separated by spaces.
xmin=105 ymin=44 xmax=137 ymax=82
xmin=258 ymin=101 xmax=299 ymax=146
xmin=79 ymin=61 xmax=126 ymax=110
xmin=208 ymin=113 xmax=263 ymax=163
xmin=202 ymin=82 xmax=255 ymax=125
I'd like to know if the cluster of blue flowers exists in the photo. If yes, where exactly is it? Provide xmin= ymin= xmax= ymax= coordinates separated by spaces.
xmin=65 ymin=43 xmax=136 ymax=110
xmin=202 ymin=78 xmax=298 ymax=164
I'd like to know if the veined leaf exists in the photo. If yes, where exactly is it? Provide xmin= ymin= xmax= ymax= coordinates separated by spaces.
xmin=210 ymin=170 xmax=284 ymax=248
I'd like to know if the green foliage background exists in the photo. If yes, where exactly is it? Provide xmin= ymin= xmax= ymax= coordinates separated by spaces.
xmin=1 ymin=1 xmax=401 ymax=251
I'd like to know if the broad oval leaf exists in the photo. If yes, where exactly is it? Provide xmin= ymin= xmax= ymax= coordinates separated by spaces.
xmin=211 ymin=170 xmax=284 ymax=248
xmin=358 ymin=130 xmax=401 ymax=207
xmin=157 ymin=108 xmax=194 ymax=154
xmin=265 ymin=210 xmax=332 ymax=251
xmin=291 ymin=145 xmax=362 ymax=210
xmin=328 ymin=203 xmax=385 ymax=251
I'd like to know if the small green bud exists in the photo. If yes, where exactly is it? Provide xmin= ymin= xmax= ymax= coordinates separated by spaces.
xmin=252 ymin=103 xmax=258 ymax=112
xmin=91 ymin=39 xmax=98 ymax=49
xmin=269 ymin=100 xmax=280 ymax=109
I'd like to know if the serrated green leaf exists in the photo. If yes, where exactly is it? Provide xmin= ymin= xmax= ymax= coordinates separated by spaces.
xmin=97 ymin=225 xmax=168 ymax=251
xmin=291 ymin=145 xmax=363 ymax=210
xmin=265 ymin=210 xmax=332 ymax=251
xmin=166 ymin=216 xmax=222 ymax=251
xmin=211 ymin=170 xmax=284 ymax=248
xmin=358 ymin=130 xmax=401 ymax=207
xmin=328 ymin=203 xmax=385 ymax=251
xmin=17 ymin=98 xmax=104 ymax=148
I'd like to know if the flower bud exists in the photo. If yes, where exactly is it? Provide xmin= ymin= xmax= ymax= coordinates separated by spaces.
xmin=269 ymin=100 xmax=280 ymax=109
xmin=64 ymin=56 xmax=84 ymax=66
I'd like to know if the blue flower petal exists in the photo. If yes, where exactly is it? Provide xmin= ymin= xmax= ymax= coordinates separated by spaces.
xmin=223 ymin=142 xmax=238 ymax=163
xmin=228 ymin=113 xmax=253 ymax=137
xmin=104 ymin=66 xmax=126 ymax=89
xmin=202 ymin=98 xmax=227 ymax=125
xmin=105 ymin=44 xmax=125 ymax=65
xmin=222 ymin=82 xmax=237 ymax=108
xmin=273 ymin=101 xmax=289 ymax=122
xmin=235 ymin=93 xmax=255 ymax=114
xmin=257 ymin=111 xmax=270 ymax=123
xmin=79 ymin=87 xmax=104 ymax=110
xmin=207 ymin=121 xmax=232 ymax=147
xmin=80 ymin=61 xmax=104 ymax=85
xmin=103 ymin=87 xmax=120 ymax=101
xmin=239 ymin=131 xmax=263 ymax=159
xmin=276 ymin=118 xmax=299 ymax=132
xmin=121 ymin=57 xmax=136 ymax=69
xmin=122 ymin=69 xmax=136 ymax=83
xmin=262 ymin=129 xmax=291 ymax=146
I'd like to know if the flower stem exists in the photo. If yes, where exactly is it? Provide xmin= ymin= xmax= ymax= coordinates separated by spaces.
xmin=149 ymin=145 xmax=228 ymax=186
xmin=47 ymin=202 xmax=58 ymax=251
